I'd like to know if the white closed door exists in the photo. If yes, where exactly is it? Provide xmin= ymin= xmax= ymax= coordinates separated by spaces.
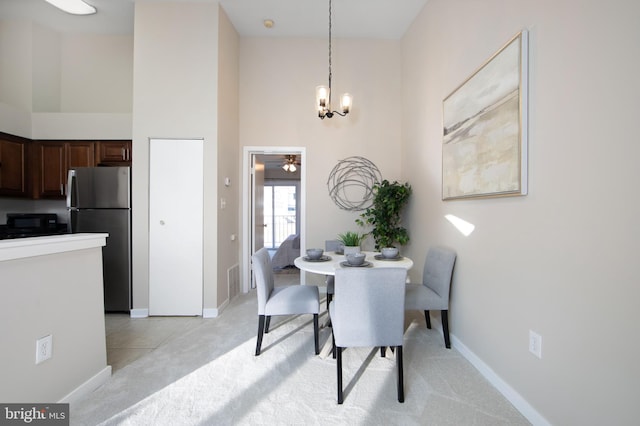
xmin=149 ymin=138 xmax=203 ymax=315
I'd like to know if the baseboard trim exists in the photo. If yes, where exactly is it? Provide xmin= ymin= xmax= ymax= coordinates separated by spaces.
xmin=203 ymin=299 xmax=228 ymax=318
xmin=59 ymin=366 xmax=111 ymax=404
xmin=130 ymin=308 xmax=148 ymax=318
xmin=451 ymin=334 xmax=550 ymax=426
xmin=202 ymin=308 xmax=217 ymax=318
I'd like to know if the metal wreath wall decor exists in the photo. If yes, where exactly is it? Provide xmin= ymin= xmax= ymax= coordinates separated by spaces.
xmin=327 ymin=156 xmax=381 ymax=211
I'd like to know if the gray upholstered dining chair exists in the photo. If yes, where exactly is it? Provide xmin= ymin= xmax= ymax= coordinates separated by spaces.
xmin=324 ymin=239 xmax=342 ymax=310
xmin=252 ymin=247 xmax=320 ymax=356
xmin=404 ymin=246 xmax=457 ymax=348
xmin=329 ymin=267 xmax=407 ymax=404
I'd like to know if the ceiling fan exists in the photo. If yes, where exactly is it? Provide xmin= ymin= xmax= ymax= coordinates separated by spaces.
xmin=282 ymin=155 xmax=300 ymax=173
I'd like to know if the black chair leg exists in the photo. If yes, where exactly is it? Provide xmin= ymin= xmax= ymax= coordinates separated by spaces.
xmin=397 ymin=346 xmax=404 ymax=403
xmin=424 ymin=310 xmax=431 ymax=329
xmin=337 ymin=347 xmax=344 ymax=404
xmin=313 ymin=314 xmax=319 ymax=355
xmin=326 ymin=293 xmax=333 ymax=311
xmin=264 ymin=316 xmax=271 ymax=333
xmin=380 ymin=346 xmax=386 ymax=357
xmin=255 ymin=315 xmax=265 ymax=356
xmin=332 ymin=332 xmax=336 ymax=359
xmin=441 ymin=310 xmax=451 ymax=348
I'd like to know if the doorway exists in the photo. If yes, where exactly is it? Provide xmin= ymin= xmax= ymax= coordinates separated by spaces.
xmin=242 ymin=147 xmax=306 ymax=292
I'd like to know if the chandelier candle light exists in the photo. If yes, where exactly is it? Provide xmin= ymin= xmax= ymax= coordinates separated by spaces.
xmin=316 ymin=0 xmax=352 ymax=119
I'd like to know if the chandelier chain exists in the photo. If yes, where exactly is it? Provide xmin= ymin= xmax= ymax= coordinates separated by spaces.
xmin=328 ymin=0 xmax=333 ymax=105
xmin=316 ymin=0 xmax=350 ymax=119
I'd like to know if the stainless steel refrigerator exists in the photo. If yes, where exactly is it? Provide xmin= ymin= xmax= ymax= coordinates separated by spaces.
xmin=67 ymin=167 xmax=132 ymax=312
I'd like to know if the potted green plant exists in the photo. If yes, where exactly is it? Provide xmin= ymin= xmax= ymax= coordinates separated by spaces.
xmin=356 ymin=179 xmax=412 ymax=251
xmin=337 ymin=231 xmax=365 ymax=255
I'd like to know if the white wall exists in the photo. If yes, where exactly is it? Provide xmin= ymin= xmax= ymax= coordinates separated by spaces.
xmin=0 ymin=21 xmax=32 ymax=112
xmin=239 ymin=37 xmax=403 ymax=284
xmin=0 ymin=20 xmax=132 ymax=138
xmin=215 ymin=7 xmax=240 ymax=308
xmin=60 ymin=34 xmax=133 ymax=113
xmin=131 ymin=1 xmax=220 ymax=313
xmin=401 ymin=0 xmax=640 ymax=424
xmin=0 ymin=21 xmax=33 ymax=138
xmin=32 ymin=24 xmax=60 ymax=113
xmin=30 ymin=113 xmax=132 ymax=139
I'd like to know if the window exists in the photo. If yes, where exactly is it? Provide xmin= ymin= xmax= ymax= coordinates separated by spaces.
xmin=264 ymin=185 xmax=297 ymax=249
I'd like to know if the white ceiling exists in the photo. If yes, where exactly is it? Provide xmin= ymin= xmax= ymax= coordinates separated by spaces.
xmin=0 ymin=0 xmax=428 ymax=39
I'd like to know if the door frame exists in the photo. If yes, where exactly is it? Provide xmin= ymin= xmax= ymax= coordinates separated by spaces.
xmin=242 ymin=146 xmax=306 ymax=293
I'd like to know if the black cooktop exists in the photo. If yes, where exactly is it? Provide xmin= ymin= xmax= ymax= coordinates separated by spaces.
xmin=0 ymin=224 xmax=69 ymax=240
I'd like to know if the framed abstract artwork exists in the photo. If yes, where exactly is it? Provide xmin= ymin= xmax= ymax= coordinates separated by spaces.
xmin=442 ymin=30 xmax=528 ymax=200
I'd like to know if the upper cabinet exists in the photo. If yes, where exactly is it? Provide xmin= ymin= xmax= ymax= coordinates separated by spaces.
xmin=34 ymin=141 xmax=96 ymax=199
xmin=0 ymin=135 xmax=132 ymax=199
xmin=96 ymin=140 xmax=132 ymax=166
xmin=0 ymin=136 xmax=27 ymax=197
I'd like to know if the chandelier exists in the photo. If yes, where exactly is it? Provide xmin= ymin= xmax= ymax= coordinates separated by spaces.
xmin=315 ymin=0 xmax=352 ymax=119
xmin=282 ymin=155 xmax=299 ymax=173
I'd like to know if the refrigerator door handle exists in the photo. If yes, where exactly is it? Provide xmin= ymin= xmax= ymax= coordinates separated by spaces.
xmin=66 ymin=169 xmax=76 ymax=208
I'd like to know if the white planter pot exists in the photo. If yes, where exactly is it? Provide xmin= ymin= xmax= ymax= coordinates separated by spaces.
xmin=343 ymin=246 xmax=361 ymax=255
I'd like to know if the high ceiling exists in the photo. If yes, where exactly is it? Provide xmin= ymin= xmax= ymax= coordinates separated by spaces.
xmin=0 ymin=0 xmax=428 ymax=39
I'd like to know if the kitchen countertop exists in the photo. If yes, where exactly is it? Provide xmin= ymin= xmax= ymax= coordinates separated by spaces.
xmin=0 ymin=233 xmax=109 ymax=262
xmin=0 ymin=232 xmax=111 ymax=403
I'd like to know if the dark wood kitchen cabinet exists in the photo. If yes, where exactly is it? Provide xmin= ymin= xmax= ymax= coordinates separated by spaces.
xmin=0 ymin=133 xmax=132 ymax=199
xmin=33 ymin=141 xmax=95 ymax=199
xmin=0 ymin=136 xmax=27 ymax=197
xmin=96 ymin=140 xmax=131 ymax=166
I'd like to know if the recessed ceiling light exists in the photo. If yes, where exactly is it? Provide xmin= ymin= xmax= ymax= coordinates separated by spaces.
xmin=263 ymin=19 xmax=274 ymax=29
xmin=44 ymin=0 xmax=97 ymax=16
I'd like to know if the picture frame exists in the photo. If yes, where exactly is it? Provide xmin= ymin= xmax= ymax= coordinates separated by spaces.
xmin=442 ymin=30 xmax=528 ymax=200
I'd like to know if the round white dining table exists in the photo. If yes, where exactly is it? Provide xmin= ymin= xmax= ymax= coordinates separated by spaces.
xmin=294 ymin=251 xmax=413 ymax=275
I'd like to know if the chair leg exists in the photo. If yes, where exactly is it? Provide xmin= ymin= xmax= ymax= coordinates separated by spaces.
xmin=313 ymin=314 xmax=319 ymax=355
xmin=326 ymin=293 xmax=333 ymax=311
xmin=441 ymin=310 xmax=451 ymax=349
xmin=397 ymin=346 xmax=404 ymax=403
xmin=332 ymin=332 xmax=336 ymax=359
xmin=380 ymin=346 xmax=386 ymax=357
xmin=264 ymin=315 xmax=271 ymax=333
xmin=337 ymin=347 xmax=344 ymax=404
xmin=255 ymin=315 xmax=265 ymax=356
xmin=424 ymin=310 xmax=431 ymax=329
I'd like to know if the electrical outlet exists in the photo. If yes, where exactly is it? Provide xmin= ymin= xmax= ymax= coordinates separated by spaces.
xmin=529 ymin=330 xmax=542 ymax=359
xmin=36 ymin=335 xmax=53 ymax=364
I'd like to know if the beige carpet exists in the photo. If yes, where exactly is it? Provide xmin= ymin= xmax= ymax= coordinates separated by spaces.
xmin=70 ymin=290 xmax=529 ymax=425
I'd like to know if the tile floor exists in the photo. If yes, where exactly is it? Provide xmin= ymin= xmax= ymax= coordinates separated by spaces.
xmin=105 ymin=269 xmax=300 ymax=372
xmin=105 ymin=313 xmax=208 ymax=372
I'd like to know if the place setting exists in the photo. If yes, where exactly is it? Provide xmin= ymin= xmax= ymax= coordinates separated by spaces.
xmin=340 ymin=252 xmax=372 ymax=268
xmin=303 ymin=248 xmax=332 ymax=262
xmin=373 ymin=247 xmax=403 ymax=261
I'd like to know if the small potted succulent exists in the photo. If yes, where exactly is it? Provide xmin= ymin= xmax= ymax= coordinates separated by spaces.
xmin=337 ymin=231 xmax=365 ymax=255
